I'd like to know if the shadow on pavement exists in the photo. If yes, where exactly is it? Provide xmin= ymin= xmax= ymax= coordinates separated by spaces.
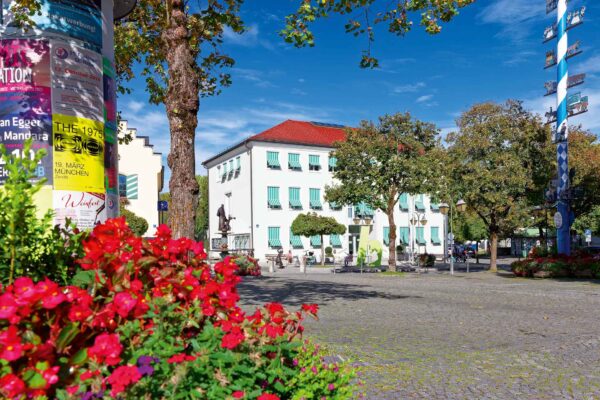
xmin=237 ymin=277 xmax=422 ymax=306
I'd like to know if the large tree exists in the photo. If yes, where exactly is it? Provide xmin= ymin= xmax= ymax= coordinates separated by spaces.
xmin=291 ymin=213 xmax=346 ymax=266
xmin=447 ymin=101 xmax=551 ymax=272
xmin=326 ymin=113 xmax=442 ymax=271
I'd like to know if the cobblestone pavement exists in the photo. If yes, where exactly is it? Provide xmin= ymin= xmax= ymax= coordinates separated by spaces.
xmin=238 ymin=271 xmax=600 ymax=399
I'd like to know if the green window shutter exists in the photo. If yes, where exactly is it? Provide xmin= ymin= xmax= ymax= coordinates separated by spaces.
xmin=328 ymin=157 xmax=337 ymax=171
xmin=310 ymin=188 xmax=322 ymax=209
xmin=310 ymin=235 xmax=321 ymax=247
xmin=415 ymin=194 xmax=425 ymax=211
xmin=222 ymin=163 xmax=228 ymax=178
xmin=236 ymin=157 xmax=241 ymax=171
xmin=431 ymin=227 xmax=441 ymax=245
xmin=267 ymin=151 xmax=281 ymax=168
xmin=399 ymin=227 xmax=410 ymax=245
xmin=356 ymin=202 xmax=374 ymax=217
xmin=330 ymin=234 xmax=342 ymax=247
xmin=383 ymin=227 xmax=390 ymax=246
xmin=126 ymin=175 xmax=138 ymax=199
xmin=290 ymin=229 xmax=304 ymax=248
xmin=289 ymin=187 xmax=302 ymax=209
xmin=288 ymin=153 xmax=301 ymax=169
xmin=416 ymin=227 xmax=426 ymax=245
xmin=268 ymin=227 xmax=282 ymax=248
xmin=309 ymin=155 xmax=320 ymax=166
xmin=267 ymin=186 xmax=281 ymax=208
xmin=399 ymin=193 xmax=409 ymax=211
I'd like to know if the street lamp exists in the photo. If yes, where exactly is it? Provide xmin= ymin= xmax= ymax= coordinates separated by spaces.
xmin=439 ymin=199 xmax=467 ymax=275
xmin=409 ymin=211 xmax=428 ymax=267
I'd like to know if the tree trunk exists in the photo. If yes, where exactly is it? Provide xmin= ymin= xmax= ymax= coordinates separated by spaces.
xmin=387 ymin=206 xmax=397 ymax=272
xmin=320 ymin=234 xmax=325 ymax=266
xmin=164 ymin=0 xmax=200 ymax=239
xmin=489 ymin=230 xmax=498 ymax=273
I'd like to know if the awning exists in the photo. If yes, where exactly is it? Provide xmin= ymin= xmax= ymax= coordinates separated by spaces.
xmin=289 ymin=187 xmax=302 ymax=208
xmin=329 ymin=201 xmax=342 ymax=210
xmin=288 ymin=153 xmax=301 ymax=169
xmin=267 ymin=151 xmax=280 ymax=168
xmin=431 ymin=227 xmax=441 ymax=245
xmin=310 ymin=189 xmax=322 ymax=209
xmin=430 ymin=203 xmax=440 ymax=212
xmin=383 ymin=227 xmax=390 ymax=246
xmin=399 ymin=193 xmax=409 ymax=211
xmin=330 ymin=234 xmax=342 ymax=247
xmin=268 ymin=187 xmax=281 ymax=208
xmin=310 ymin=235 xmax=321 ymax=247
xmin=356 ymin=202 xmax=374 ymax=217
xmin=290 ymin=231 xmax=303 ymax=248
xmin=329 ymin=157 xmax=337 ymax=169
xmin=399 ymin=227 xmax=409 ymax=245
xmin=309 ymin=154 xmax=320 ymax=167
xmin=416 ymin=227 xmax=426 ymax=245
xmin=268 ymin=227 xmax=281 ymax=248
xmin=415 ymin=195 xmax=425 ymax=212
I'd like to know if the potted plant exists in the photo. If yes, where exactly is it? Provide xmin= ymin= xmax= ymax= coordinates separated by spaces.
xmin=396 ymin=244 xmax=405 ymax=261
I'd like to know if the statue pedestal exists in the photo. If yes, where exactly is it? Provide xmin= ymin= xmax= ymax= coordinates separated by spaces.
xmin=219 ymin=231 xmax=229 ymax=259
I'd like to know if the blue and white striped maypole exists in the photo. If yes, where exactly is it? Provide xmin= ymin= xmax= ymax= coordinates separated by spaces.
xmin=555 ymin=0 xmax=570 ymax=255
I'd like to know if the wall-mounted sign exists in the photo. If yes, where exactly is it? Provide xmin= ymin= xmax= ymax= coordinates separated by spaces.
xmin=543 ymin=7 xmax=586 ymax=42
xmin=554 ymin=212 xmax=563 ymax=230
xmin=544 ymin=73 xmax=586 ymax=96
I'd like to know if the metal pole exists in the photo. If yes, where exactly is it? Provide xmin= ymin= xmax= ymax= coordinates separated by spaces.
xmin=556 ymin=0 xmax=571 ymax=256
xmin=450 ymin=204 xmax=454 ymax=275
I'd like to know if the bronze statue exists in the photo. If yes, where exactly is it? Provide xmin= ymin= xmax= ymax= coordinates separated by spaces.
xmin=217 ymin=204 xmax=232 ymax=232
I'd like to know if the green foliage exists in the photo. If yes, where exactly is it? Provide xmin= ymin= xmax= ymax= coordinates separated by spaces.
xmin=291 ymin=213 xmax=346 ymax=239
xmin=325 ymin=246 xmax=333 ymax=256
xmin=453 ymin=211 xmax=488 ymax=243
xmin=573 ymin=205 xmax=600 ymax=236
xmin=281 ymin=0 xmax=475 ymax=67
xmin=327 ymin=112 xmax=443 ymax=270
xmin=447 ymin=101 xmax=552 ymax=271
xmin=195 ymin=175 xmax=209 ymax=241
xmin=0 ymin=140 xmax=86 ymax=285
xmin=121 ymin=209 xmax=149 ymax=237
xmin=568 ymin=128 xmax=600 ymax=220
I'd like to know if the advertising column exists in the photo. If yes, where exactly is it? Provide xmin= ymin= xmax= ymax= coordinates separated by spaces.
xmin=0 ymin=0 xmax=122 ymax=229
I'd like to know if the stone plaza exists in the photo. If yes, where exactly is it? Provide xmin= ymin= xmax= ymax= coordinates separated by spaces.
xmin=239 ymin=271 xmax=600 ymax=399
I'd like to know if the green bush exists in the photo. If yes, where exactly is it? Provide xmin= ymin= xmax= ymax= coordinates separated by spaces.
xmin=0 ymin=140 xmax=86 ymax=285
xmin=121 ymin=208 xmax=149 ymax=236
xmin=325 ymin=246 xmax=333 ymax=256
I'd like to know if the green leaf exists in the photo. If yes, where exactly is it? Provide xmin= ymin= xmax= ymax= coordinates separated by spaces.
xmin=56 ymin=322 xmax=80 ymax=352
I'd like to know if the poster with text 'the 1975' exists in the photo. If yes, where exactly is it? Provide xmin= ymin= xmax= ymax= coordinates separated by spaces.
xmin=53 ymin=114 xmax=104 ymax=192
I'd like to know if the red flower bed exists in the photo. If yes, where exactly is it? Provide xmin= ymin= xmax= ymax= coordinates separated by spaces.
xmin=0 ymin=218 xmax=339 ymax=399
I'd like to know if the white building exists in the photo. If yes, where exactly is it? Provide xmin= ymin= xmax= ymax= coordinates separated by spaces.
xmin=118 ymin=121 xmax=164 ymax=236
xmin=202 ymin=120 xmax=447 ymax=264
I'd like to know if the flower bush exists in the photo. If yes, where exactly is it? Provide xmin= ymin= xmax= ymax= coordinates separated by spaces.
xmin=233 ymin=255 xmax=262 ymax=277
xmin=0 ymin=218 xmax=354 ymax=399
xmin=511 ymin=252 xmax=600 ymax=279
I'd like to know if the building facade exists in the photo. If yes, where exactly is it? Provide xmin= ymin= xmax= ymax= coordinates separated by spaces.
xmin=118 ymin=121 xmax=164 ymax=236
xmin=203 ymin=120 xmax=447 ymax=264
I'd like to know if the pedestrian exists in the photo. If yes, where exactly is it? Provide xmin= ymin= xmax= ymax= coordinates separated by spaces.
xmin=287 ymin=249 xmax=293 ymax=265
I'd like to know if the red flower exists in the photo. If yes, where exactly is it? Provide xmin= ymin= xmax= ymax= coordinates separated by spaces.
xmin=114 ymin=292 xmax=137 ymax=318
xmin=301 ymin=304 xmax=319 ymax=316
xmin=107 ymin=365 xmax=142 ymax=396
xmin=68 ymin=304 xmax=92 ymax=322
xmin=257 ymin=394 xmax=280 ymax=400
xmin=0 ymin=293 xmax=18 ymax=321
xmin=88 ymin=333 xmax=123 ymax=366
xmin=221 ymin=327 xmax=245 ymax=350
xmin=13 ymin=277 xmax=39 ymax=305
xmin=232 ymin=391 xmax=245 ymax=398
xmin=167 ymin=353 xmax=196 ymax=364
xmin=0 ymin=374 xmax=25 ymax=398
xmin=38 ymin=280 xmax=66 ymax=309
xmin=0 ymin=326 xmax=23 ymax=361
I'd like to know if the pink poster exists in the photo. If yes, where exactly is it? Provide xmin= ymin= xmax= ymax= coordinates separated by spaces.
xmin=53 ymin=190 xmax=107 ymax=229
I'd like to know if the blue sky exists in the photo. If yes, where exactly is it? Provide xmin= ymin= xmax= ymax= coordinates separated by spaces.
xmin=120 ymin=0 xmax=600 ymax=184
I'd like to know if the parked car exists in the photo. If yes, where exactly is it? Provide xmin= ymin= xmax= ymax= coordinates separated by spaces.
xmin=578 ymin=246 xmax=600 ymax=256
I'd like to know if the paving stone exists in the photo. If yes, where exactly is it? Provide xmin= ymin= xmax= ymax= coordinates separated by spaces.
xmin=238 ymin=272 xmax=600 ymax=399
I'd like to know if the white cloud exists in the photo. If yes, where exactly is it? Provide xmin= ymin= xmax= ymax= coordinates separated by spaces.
xmin=478 ymin=0 xmax=545 ymax=42
xmin=393 ymin=82 xmax=426 ymax=94
xmin=223 ymin=24 xmax=273 ymax=49
xmin=230 ymin=67 xmax=278 ymax=88
xmin=574 ymin=55 xmax=600 ymax=75
xmin=417 ymin=94 xmax=434 ymax=103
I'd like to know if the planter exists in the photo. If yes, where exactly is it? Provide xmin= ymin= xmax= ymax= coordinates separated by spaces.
xmin=574 ymin=269 xmax=594 ymax=279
